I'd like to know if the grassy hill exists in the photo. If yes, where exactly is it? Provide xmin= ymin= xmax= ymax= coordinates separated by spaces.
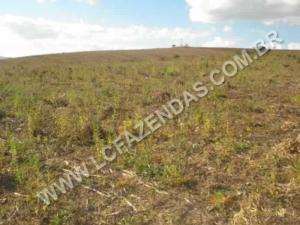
xmin=0 ymin=48 xmax=299 ymax=225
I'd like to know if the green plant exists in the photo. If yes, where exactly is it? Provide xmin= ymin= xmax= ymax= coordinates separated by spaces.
xmin=162 ymin=64 xmax=179 ymax=76
xmin=234 ymin=142 xmax=250 ymax=154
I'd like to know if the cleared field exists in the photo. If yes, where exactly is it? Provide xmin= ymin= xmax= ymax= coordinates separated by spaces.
xmin=0 ymin=48 xmax=299 ymax=225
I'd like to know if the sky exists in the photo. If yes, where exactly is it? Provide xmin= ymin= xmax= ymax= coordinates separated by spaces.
xmin=0 ymin=0 xmax=299 ymax=57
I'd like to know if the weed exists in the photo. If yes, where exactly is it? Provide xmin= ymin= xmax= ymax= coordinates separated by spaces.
xmin=234 ymin=142 xmax=251 ymax=154
xmin=0 ymin=109 xmax=6 ymax=120
xmin=162 ymin=64 xmax=179 ymax=76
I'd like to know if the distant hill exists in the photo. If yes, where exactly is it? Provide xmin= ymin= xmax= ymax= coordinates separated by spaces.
xmin=0 ymin=56 xmax=7 ymax=60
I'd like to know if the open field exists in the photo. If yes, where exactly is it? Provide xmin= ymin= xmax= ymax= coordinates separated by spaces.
xmin=0 ymin=47 xmax=299 ymax=225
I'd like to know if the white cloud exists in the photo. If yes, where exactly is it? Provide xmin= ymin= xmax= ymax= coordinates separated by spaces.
xmin=288 ymin=42 xmax=300 ymax=49
xmin=223 ymin=25 xmax=232 ymax=32
xmin=0 ymin=14 xmax=213 ymax=57
xmin=36 ymin=0 xmax=98 ymax=5
xmin=185 ymin=0 xmax=300 ymax=25
xmin=201 ymin=37 xmax=237 ymax=48
xmin=36 ymin=0 xmax=56 ymax=3
xmin=75 ymin=0 xmax=98 ymax=5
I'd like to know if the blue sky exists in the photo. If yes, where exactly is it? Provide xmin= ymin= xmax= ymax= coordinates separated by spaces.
xmin=0 ymin=0 xmax=299 ymax=57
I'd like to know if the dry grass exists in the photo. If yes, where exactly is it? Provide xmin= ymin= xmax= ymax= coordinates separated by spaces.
xmin=0 ymin=48 xmax=299 ymax=225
